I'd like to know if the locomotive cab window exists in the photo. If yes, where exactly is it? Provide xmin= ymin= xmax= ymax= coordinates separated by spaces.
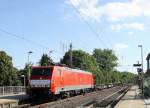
xmin=31 ymin=68 xmax=53 ymax=76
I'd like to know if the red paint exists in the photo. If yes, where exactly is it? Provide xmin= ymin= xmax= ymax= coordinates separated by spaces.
xmin=30 ymin=66 xmax=94 ymax=95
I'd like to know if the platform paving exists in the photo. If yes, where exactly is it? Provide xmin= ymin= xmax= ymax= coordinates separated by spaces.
xmin=0 ymin=93 xmax=28 ymax=101
xmin=0 ymin=99 xmax=18 ymax=108
xmin=114 ymin=85 xmax=150 ymax=108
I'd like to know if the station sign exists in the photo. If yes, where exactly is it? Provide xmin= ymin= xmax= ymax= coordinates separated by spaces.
xmin=133 ymin=63 xmax=142 ymax=67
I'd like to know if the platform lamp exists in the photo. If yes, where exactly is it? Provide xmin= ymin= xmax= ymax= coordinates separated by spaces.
xmin=138 ymin=45 xmax=144 ymax=94
xmin=21 ymin=75 xmax=25 ymax=87
xmin=27 ymin=51 xmax=33 ymax=85
xmin=138 ymin=45 xmax=143 ymax=72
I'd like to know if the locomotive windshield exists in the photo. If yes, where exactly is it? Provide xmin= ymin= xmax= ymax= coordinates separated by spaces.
xmin=31 ymin=68 xmax=53 ymax=76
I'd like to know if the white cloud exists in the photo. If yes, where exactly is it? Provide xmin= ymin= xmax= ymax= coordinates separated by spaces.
xmin=114 ymin=43 xmax=128 ymax=51
xmin=66 ymin=0 xmax=102 ymax=22
xmin=128 ymin=31 xmax=134 ymax=36
xmin=66 ymin=0 xmax=150 ymax=22
xmin=110 ymin=22 xmax=144 ymax=31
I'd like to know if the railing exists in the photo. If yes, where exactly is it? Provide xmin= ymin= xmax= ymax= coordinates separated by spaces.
xmin=0 ymin=86 xmax=26 ymax=95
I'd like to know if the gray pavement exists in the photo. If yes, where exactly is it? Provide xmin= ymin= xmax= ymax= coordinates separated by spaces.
xmin=115 ymin=85 xmax=150 ymax=108
xmin=0 ymin=93 xmax=28 ymax=101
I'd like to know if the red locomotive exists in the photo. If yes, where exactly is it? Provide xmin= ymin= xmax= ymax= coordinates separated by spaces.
xmin=29 ymin=65 xmax=94 ymax=98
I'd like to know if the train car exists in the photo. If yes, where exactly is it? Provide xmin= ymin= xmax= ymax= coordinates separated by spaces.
xmin=29 ymin=65 xmax=94 ymax=98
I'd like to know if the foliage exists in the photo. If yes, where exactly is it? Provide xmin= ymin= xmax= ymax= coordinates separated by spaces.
xmin=39 ymin=54 xmax=53 ymax=66
xmin=93 ymin=49 xmax=118 ymax=84
xmin=19 ymin=63 xmax=33 ymax=77
xmin=118 ymin=71 xmax=137 ymax=84
xmin=61 ymin=50 xmax=98 ymax=71
xmin=0 ymin=49 xmax=137 ymax=86
xmin=61 ymin=49 xmax=136 ymax=85
xmin=93 ymin=49 xmax=118 ymax=71
xmin=19 ymin=63 xmax=33 ymax=86
xmin=0 ymin=51 xmax=21 ymax=86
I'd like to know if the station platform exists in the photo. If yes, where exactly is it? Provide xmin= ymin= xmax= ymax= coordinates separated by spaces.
xmin=115 ymin=85 xmax=150 ymax=108
xmin=0 ymin=93 xmax=28 ymax=108
xmin=0 ymin=99 xmax=18 ymax=108
xmin=0 ymin=93 xmax=28 ymax=101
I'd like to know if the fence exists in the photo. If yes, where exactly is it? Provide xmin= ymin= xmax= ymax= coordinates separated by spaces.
xmin=0 ymin=86 xmax=26 ymax=95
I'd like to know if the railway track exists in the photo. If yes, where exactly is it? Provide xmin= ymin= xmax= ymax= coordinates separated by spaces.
xmin=79 ymin=86 xmax=129 ymax=108
xmin=17 ymin=86 xmax=129 ymax=108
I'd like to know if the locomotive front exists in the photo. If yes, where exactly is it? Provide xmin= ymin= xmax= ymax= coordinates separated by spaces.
xmin=29 ymin=66 xmax=53 ymax=95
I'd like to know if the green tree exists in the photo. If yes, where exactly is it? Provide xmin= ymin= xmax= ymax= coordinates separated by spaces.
xmin=19 ymin=63 xmax=33 ymax=77
xmin=93 ymin=49 xmax=118 ymax=71
xmin=19 ymin=63 xmax=32 ymax=86
xmin=93 ymin=49 xmax=118 ymax=84
xmin=61 ymin=50 xmax=98 ymax=71
xmin=118 ymin=71 xmax=137 ymax=84
xmin=0 ymin=51 xmax=21 ymax=86
xmin=39 ymin=54 xmax=53 ymax=66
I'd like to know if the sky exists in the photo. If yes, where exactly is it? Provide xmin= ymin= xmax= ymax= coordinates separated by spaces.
xmin=0 ymin=0 xmax=150 ymax=73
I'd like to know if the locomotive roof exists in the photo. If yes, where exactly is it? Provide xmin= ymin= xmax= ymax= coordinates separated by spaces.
xmin=32 ymin=66 xmax=92 ymax=75
xmin=64 ymin=67 xmax=92 ymax=75
xmin=32 ymin=66 xmax=53 ymax=68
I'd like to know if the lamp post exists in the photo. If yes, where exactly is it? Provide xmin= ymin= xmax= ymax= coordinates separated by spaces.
xmin=138 ymin=45 xmax=143 ymax=94
xmin=21 ymin=75 xmax=25 ymax=87
xmin=27 ymin=51 xmax=33 ymax=84
xmin=49 ymin=50 xmax=53 ymax=65
xmin=138 ymin=45 xmax=143 ymax=72
xmin=28 ymin=51 xmax=33 ymax=65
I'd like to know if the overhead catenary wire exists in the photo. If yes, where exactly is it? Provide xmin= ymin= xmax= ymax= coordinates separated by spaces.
xmin=0 ymin=27 xmax=94 ymax=60
xmin=0 ymin=27 xmax=109 ymax=69
xmin=0 ymin=2 xmax=112 ymax=62
xmin=95 ymin=24 xmax=114 ymax=48
xmin=69 ymin=1 xmax=111 ymax=49
xmin=0 ymin=28 xmax=63 ymax=55
xmin=0 ymin=28 xmax=49 ymax=49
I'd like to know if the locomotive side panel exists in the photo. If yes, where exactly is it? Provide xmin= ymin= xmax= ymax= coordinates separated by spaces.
xmin=52 ymin=67 xmax=94 ymax=94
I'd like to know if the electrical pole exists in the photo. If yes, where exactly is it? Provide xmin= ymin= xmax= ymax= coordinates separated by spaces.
xmin=69 ymin=43 xmax=73 ymax=68
xmin=62 ymin=43 xmax=65 ymax=54
xmin=49 ymin=50 xmax=53 ymax=59
xmin=60 ymin=42 xmax=65 ymax=54
xmin=49 ymin=50 xmax=53 ymax=65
